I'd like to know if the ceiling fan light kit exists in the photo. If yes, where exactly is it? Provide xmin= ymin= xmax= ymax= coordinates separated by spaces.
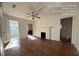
xmin=25 ymin=11 xmax=40 ymax=20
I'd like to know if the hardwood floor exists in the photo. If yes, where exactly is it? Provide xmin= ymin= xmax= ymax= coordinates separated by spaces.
xmin=4 ymin=38 xmax=79 ymax=56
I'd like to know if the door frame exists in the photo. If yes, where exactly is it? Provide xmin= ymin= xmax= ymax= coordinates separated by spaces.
xmin=60 ymin=17 xmax=73 ymax=43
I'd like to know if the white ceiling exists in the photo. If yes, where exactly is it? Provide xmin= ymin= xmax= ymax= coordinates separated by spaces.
xmin=3 ymin=2 xmax=79 ymax=20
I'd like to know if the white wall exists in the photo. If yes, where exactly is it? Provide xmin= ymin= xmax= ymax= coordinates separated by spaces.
xmin=34 ymin=15 xmax=60 ymax=41
xmin=19 ymin=19 xmax=28 ymax=38
xmin=72 ymin=14 xmax=79 ymax=51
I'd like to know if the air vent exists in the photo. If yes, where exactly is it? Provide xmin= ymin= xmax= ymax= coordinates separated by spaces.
xmin=12 ymin=4 xmax=16 ymax=8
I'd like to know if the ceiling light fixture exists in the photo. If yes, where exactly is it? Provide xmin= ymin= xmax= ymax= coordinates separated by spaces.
xmin=12 ymin=4 xmax=16 ymax=8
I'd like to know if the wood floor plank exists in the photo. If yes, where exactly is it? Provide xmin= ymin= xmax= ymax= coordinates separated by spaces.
xmin=4 ymin=38 xmax=79 ymax=56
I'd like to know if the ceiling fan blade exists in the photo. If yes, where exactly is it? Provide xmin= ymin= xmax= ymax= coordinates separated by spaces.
xmin=26 ymin=16 xmax=31 ymax=18
xmin=32 ymin=17 xmax=34 ymax=20
xmin=25 ymin=13 xmax=31 ymax=16
xmin=35 ymin=13 xmax=39 ymax=15
xmin=35 ymin=15 xmax=40 ymax=19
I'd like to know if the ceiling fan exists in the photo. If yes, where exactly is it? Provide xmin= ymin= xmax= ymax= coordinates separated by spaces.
xmin=25 ymin=11 xmax=40 ymax=20
xmin=25 ymin=3 xmax=47 ymax=20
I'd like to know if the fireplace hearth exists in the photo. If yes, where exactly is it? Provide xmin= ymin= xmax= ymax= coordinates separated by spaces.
xmin=41 ymin=32 xmax=46 ymax=39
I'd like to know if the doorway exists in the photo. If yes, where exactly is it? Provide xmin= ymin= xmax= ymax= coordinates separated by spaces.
xmin=9 ymin=20 xmax=19 ymax=40
xmin=28 ymin=24 xmax=33 ymax=35
xmin=60 ymin=17 xmax=73 ymax=43
xmin=4 ymin=20 xmax=20 ymax=50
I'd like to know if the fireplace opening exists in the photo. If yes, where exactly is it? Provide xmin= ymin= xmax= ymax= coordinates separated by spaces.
xmin=41 ymin=32 xmax=46 ymax=39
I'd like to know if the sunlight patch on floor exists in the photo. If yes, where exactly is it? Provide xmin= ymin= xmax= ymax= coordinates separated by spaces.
xmin=5 ymin=38 xmax=20 ymax=50
xmin=27 ymin=35 xmax=37 ymax=40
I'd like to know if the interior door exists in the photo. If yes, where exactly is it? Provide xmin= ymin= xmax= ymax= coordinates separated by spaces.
xmin=60 ymin=17 xmax=72 ymax=43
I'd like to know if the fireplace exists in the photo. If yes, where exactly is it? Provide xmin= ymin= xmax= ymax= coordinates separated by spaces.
xmin=41 ymin=32 xmax=46 ymax=39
